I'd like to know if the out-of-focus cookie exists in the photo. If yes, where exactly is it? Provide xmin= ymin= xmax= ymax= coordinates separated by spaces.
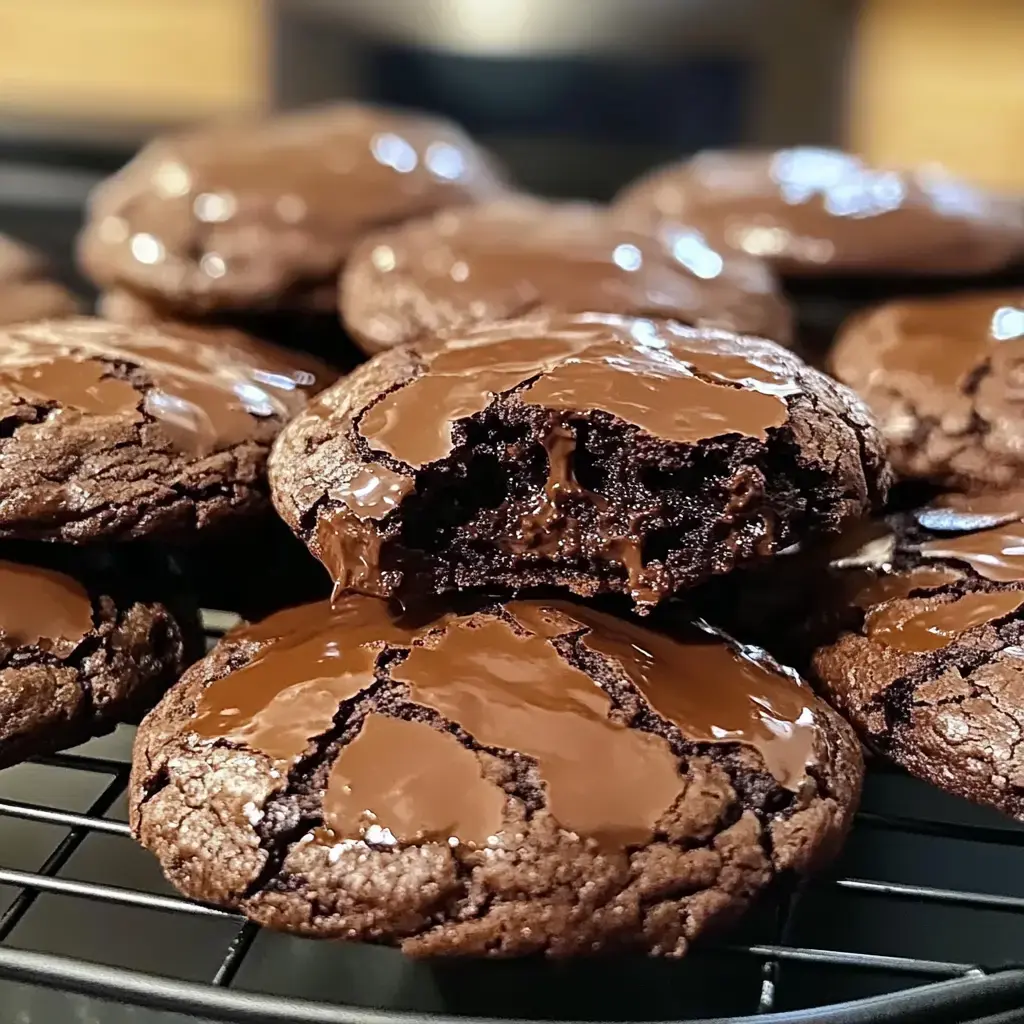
xmin=614 ymin=148 xmax=1024 ymax=278
xmin=78 ymin=103 xmax=507 ymax=320
xmin=614 ymin=148 xmax=1024 ymax=354
xmin=0 ymin=234 xmax=79 ymax=325
xmin=340 ymin=196 xmax=792 ymax=354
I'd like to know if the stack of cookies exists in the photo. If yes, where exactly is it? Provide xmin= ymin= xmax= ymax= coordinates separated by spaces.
xmin=616 ymin=147 xmax=1024 ymax=824
xmin=6 ymin=101 xmax=1017 ymax=959
xmin=0 ymin=247 xmax=333 ymax=764
xmin=53 ymin=103 xmax=910 ymax=959
xmin=799 ymin=291 xmax=1024 ymax=820
xmin=129 ymin=309 xmax=887 ymax=956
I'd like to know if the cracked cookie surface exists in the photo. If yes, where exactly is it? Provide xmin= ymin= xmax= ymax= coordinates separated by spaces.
xmin=130 ymin=594 xmax=862 ymax=956
xmin=340 ymin=196 xmax=792 ymax=355
xmin=0 ymin=317 xmax=333 ymax=542
xmin=809 ymin=491 xmax=1024 ymax=818
xmin=269 ymin=312 xmax=890 ymax=611
xmin=830 ymin=291 xmax=1024 ymax=491
xmin=0 ymin=541 xmax=198 ymax=767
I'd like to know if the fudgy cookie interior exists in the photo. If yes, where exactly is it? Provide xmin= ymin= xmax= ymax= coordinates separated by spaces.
xmin=275 ymin=316 xmax=887 ymax=611
xmin=356 ymin=398 xmax=858 ymax=608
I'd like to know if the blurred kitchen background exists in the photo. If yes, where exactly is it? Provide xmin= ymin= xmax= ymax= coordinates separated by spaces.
xmin=0 ymin=0 xmax=1018 ymax=286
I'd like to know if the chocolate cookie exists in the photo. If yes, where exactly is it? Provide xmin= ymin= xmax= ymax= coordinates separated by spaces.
xmin=613 ymin=148 xmax=1024 ymax=354
xmin=339 ymin=196 xmax=792 ymax=355
xmin=829 ymin=291 xmax=1024 ymax=491
xmin=130 ymin=594 xmax=862 ymax=955
xmin=0 ymin=317 xmax=333 ymax=543
xmin=269 ymin=312 xmax=890 ymax=610
xmin=78 ymin=103 xmax=507 ymax=321
xmin=810 ymin=490 xmax=1024 ymax=818
xmin=614 ymin=148 xmax=1024 ymax=278
xmin=0 ymin=542 xmax=197 ymax=768
xmin=0 ymin=234 xmax=79 ymax=325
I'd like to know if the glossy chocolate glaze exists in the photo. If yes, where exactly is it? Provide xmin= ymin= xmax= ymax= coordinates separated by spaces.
xmin=191 ymin=596 xmax=824 ymax=849
xmin=0 ymin=559 xmax=93 ymax=656
xmin=0 ymin=317 xmax=330 ymax=455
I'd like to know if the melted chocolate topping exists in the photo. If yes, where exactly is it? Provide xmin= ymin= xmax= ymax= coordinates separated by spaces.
xmin=191 ymin=595 xmax=822 ymax=849
xmin=614 ymin=148 xmax=1024 ymax=277
xmin=849 ymin=566 xmax=962 ymax=609
xmin=390 ymin=614 xmax=683 ymax=846
xmin=329 ymin=464 xmax=413 ymax=520
xmin=358 ymin=315 xmax=800 ymax=470
xmin=321 ymin=713 xmax=505 ymax=847
xmin=921 ymin=528 xmax=1024 ymax=583
xmin=0 ymin=559 xmax=93 ymax=656
xmin=865 ymin=590 xmax=1024 ymax=653
xmin=510 ymin=602 xmax=819 ymax=792
xmin=0 ymin=318 xmax=329 ymax=455
xmin=190 ymin=597 xmax=422 ymax=764
xmin=6 ymin=359 xmax=141 ymax=419
xmin=346 ymin=196 xmax=790 ymax=351
xmin=907 ymin=491 xmax=1024 ymax=584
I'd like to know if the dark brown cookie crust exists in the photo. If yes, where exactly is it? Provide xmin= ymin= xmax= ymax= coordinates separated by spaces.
xmin=0 ymin=318 xmax=332 ymax=544
xmin=0 ymin=395 xmax=267 ymax=543
xmin=830 ymin=291 xmax=1024 ymax=492
xmin=269 ymin=318 xmax=890 ymax=609
xmin=0 ymin=543 xmax=198 ymax=768
xmin=810 ymin=512 xmax=1024 ymax=819
xmin=130 ymin=604 xmax=862 ymax=956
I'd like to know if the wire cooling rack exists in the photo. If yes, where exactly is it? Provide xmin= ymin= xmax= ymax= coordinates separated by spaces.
xmin=0 ymin=615 xmax=1021 ymax=1024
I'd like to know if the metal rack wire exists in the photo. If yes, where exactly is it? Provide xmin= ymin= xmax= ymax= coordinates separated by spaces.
xmin=0 ymin=615 xmax=1023 ymax=1024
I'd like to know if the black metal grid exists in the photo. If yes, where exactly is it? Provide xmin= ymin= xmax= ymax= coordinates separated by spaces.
xmin=0 ymin=620 xmax=1021 ymax=1022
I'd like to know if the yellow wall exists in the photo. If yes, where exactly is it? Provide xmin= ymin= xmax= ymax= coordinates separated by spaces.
xmin=850 ymin=0 xmax=1024 ymax=190
xmin=0 ymin=0 xmax=265 ymax=124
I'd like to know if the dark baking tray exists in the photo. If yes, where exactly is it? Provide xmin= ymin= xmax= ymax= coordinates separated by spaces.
xmin=2 ymin=149 xmax=1024 ymax=1024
